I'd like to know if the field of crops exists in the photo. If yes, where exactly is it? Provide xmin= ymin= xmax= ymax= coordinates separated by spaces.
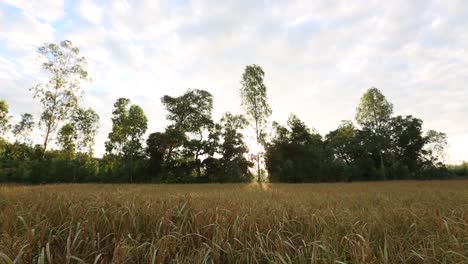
xmin=0 ymin=181 xmax=467 ymax=263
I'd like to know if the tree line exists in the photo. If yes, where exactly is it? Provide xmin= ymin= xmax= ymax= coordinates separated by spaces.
xmin=0 ymin=40 xmax=465 ymax=183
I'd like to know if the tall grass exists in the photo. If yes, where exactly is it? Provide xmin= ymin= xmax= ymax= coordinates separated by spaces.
xmin=0 ymin=181 xmax=467 ymax=263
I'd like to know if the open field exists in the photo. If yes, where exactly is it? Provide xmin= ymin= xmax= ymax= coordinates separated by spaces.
xmin=0 ymin=181 xmax=467 ymax=263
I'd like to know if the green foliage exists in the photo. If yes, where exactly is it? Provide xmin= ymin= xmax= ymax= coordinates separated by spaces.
xmin=356 ymin=87 xmax=393 ymax=132
xmin=240 ymin=65 xmax=272 ymax=131
xmin=387 ymin=115 xmax=426 ymax=179
xmin=12 ymin=113 xmax=34 ymax=144
xmin=162 ymin=89 xmax=213 ymax=133
xmin=448 ymin=162 xmax=468 ymax=177
xmin=0 ymin=43 xmax=459 ymax=184
xmin=325 ymin=120 xmax=359 ymax=165
xmin=149 ymin=90 xmax=253 ymax=183
xmin=266 ymin=115 xmax=332 ymax=183
xmin=355 ymin=87 xmax=394 ymax=179
xmin=266 ymin=88 xmax=454 ymax=182
xmin=105 ymin=98 xmax=148 ymax=182
xmin=57 ymin=123 xmax=76 ymax=154
xmin=54 ymin=108 xmax=99 ymax=182
xmin=169 ymin=90 xmax=214 ymax=179
xmin=425 ymin=130 xmax=448 ymax=163
xmin=204 ymin=113 xmax=253 ymax=182
xmin=159 ymin=89 xmax=214 ymax=181
xmin=71 ymin=108 xmax=99 ymax=154
xmin=105 ymin=98 xmax=148 ymax=158
xmin=0 ymin=99 xmax=11 ymax=137
xmin=325 ymin=122 xmax=380 ymax=181
xmin=240 ymin=64 xmax=272 ymax=181
xmin=30 ymin=40 xmax=89 ymax=155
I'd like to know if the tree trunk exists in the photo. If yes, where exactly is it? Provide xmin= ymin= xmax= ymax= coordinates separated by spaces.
xmin=129 ymin=157 xmax=133 ymax=183
xmin=195 ymin=151 xmax=201 ymax=179
xmin=255 ymin=119 xmax=261 ymax=182
xmin=197 ymin=163 xmax=202 ymax=179
xmin=41 ymin=127 xmax=51 ymax=159
xmin=73 ymin=161 xmax=77 ymax=182
xmin=42 ymin=82 xmax=60 ymax=159
xmin=257 ymin=154 xmax=261 ymax=182
xmin=379 ymin=149 xmax=386 ymax=180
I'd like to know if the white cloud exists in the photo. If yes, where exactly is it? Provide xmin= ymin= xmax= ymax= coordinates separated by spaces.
xmin=0 ymin=56 xmax=20 ymax=79
xmin=449 ymin=134 xmax=468 ymax=164
xmin=77 ymin=0 xmax=102 ymax=24
xmin=0 ymin=0 xmax=467 ymax=161
xmin=1 ymin=0 xmax=64 ymax=21
xmin=0 ymin=10 xmax=55 ymax=51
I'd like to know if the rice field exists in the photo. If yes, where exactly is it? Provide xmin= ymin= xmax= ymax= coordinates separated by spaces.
xmin=0 ymin=181 xmax=467 ymax=263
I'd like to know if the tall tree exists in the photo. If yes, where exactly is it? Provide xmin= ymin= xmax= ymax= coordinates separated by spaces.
xmin=146 ymin=132 xmax=169 ymax=180
xmin=240 ymin=64 xmax=272 ymax=182
xmin=161 ymin=89 xmax=214 ymax=179
xmin=205 ymin=112 xmax=253 ymax=182
xmin=56 ymin=123 xmax=79 ymax=182
xmin=30 ymin=40 xmax=89 ymax=157
xmin=388 ymin=115 xmax=426 ymax=177
xmin=57 ymin=123 xmax=76 ymax=154
xmin=0 ymin=99 xmax=11 ymax=137
xmin=105 ymin=98 xmax=147 ymax=182
xmin=425 ymin=130 xmax=448 ymax=163
xmin=325 ymin=120 xmax=359 ymax=165
xmin=57 ymin=108 xmax=99 ymax=154
xmin=355 ymin=87 xmax=393 ymax=179
xmin=162 ymin=89 xmax=213 ymax=132
xmin=71 ymin=108 xmax=99 ymax=154
xmin=326 ymin=121 xmax=379 ymax=181
xmin=12 ymin=113 xmax=34 ymax=144
xmin=146 ymin=128 xmax=186 ymax=181
xmin=265 ymin=115 xmax=328 ymax=183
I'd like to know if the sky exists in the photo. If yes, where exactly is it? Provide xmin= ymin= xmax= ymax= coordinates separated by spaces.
xmin=0 ymin=0 xmax=467 ymax=164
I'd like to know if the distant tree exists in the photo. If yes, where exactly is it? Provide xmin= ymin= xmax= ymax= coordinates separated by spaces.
xmin=54 ymin=108 xmax=99 ymax=182
xmin=71 ymin=108 xmax=99 ymax=154
xmin=30 ymin=40 xmax=89 ymax=157
xmin=326 ymin=122 xmax=380 ymax=181
xmin=146 ymin=132 xmax=168 ymax=180
xmin=146 ymin=128 xmax=186 ymax=182
xmin=355 ymin=87 xmax=393 ymax=179
xmin=106 ymin=98 xmax=147 ymax=157
xmin=205 ymin=112 xmax=253 ymax=182
xmin=266 ymin=115 xmax=329 ymax=183
xmin=448 ymin=161 xmax=468 ymax=177
xmin=240 ymin=64 xmax=272 ymax=182
xmin=162 ymin=89 xmax=213 ymax=133
xmin=0 ymin=99 xmax=11 ymax=137
xmin=162 ymin=89 xmax=214 ymax=179
xmin=425 ymin=130 xmax=448 ymax=163
xmin=57 ymin=123 xmax=76 ymax=154
xmin=220 ymin=113 xmax=254 ymax=182
xmin=288 ymin=115 xmax=320 ymax=146
xmin=12 ymin=113 xmax=34 ymax=144
xmin=5 ymin=113 xmax=35 ymax=175
xmin=57 ymin=108 xmax=99 ymax=154
xmin=105 ymin=98 xmax=147 ymax=182
xmin=325 ymin=120 xmax=359 ymax=165
xmin=388 ymin=116 xmax=426 ymax=177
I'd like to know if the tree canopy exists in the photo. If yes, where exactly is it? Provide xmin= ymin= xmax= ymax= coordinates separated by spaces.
xmin=240 ymin=64 xmax=272 ymax=182
xmin=0 ymin=40 xmax=463 ymax=184
xmin=31 ymin=40 xmax=89 ymax=157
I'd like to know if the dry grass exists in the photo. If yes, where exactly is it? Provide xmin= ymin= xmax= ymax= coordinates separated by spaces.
xmin=0 ymin=181 xmax=467 ymax=263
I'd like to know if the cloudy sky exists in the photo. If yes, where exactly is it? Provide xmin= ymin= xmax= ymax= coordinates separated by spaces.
xmin=0 ymin=0 xmax=467 ymax=163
